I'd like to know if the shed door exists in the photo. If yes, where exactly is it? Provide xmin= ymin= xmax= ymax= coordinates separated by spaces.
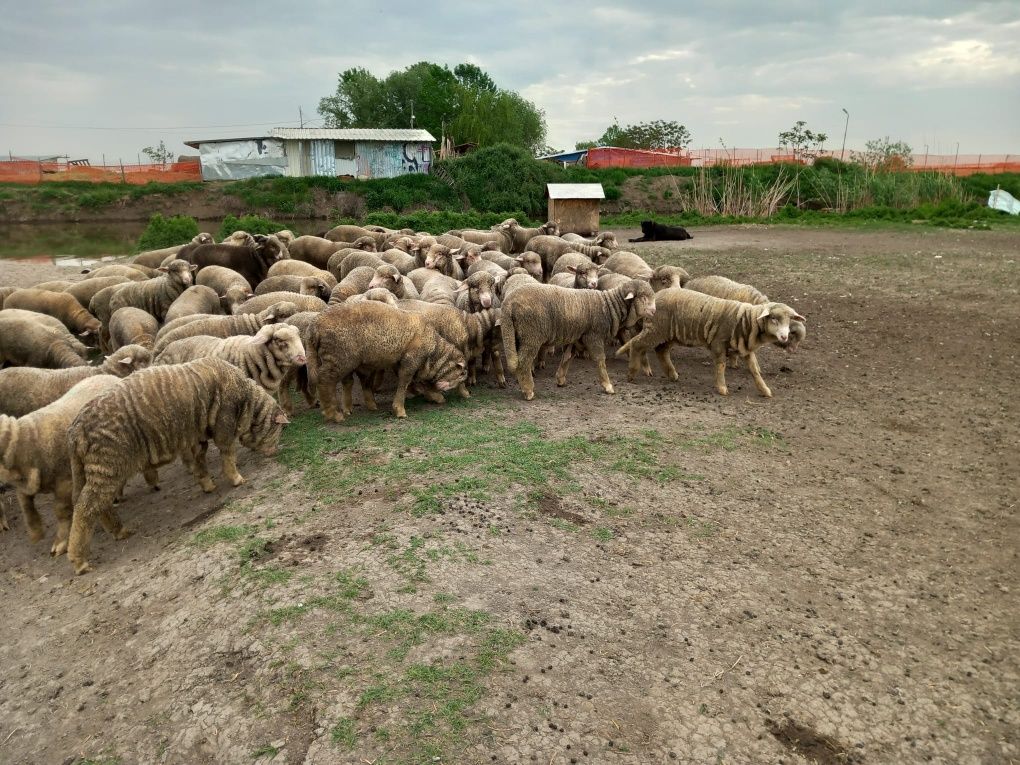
xmin=309 ymin=140 xmax=336 ymax=176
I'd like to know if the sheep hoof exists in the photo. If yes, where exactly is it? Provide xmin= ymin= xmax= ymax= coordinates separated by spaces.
xmin=115 ymin=527 xmax=134 ymax=541
xmin=760 ymin=389 xmax=773 ymax=398
xmin=717 ymin=387 xmax=729 ymax=396
xmin=523 ymin=391 xmax=535 ymax=401
xmin=51 ymin=539 xmax=68 ymax=557
xmin=603 ymin=385 xmax=615 ymax=395
xmin=393 ymin=408 xmax=407 ymax=419
xmin=230 ymin=474 xmax=245 ymax=487
xmin=72 ymin=560 xmax=92 ymax=576
xmin=667 ymin=372 xmax=679 ymax=382
xmin=199 ymin=478 xmax=216 ymax=493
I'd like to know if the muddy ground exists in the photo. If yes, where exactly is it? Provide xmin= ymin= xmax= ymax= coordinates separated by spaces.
xmin=1 ymin=225 xmax=1018 ymax=765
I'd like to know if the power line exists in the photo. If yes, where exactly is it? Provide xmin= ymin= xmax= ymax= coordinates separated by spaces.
xmin=0 ymin=118 xmax=324 ymax=131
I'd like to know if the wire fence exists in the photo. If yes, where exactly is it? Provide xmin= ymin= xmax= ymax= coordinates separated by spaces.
xmin=0 ymin=158 xmax=202 ymax=184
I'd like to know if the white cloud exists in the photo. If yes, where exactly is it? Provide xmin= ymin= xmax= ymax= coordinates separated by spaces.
xmin=631 ymin=48 xmax=695 ymax=65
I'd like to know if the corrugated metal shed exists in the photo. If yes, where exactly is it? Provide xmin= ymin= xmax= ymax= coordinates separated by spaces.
xmin=269 ymin=128 xmax=435 ymax=142
xmin=547 ymin=184 xmax=605 ymax=200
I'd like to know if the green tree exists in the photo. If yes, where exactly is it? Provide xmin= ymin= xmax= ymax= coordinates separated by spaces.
xmin=141 ymin=140 xmax=173 ymax=166
xmin=318 ymin=62 xmax=546 ymax=153
xmin=856 ymin=137 xmax=914 ymax=171
xmin=575 ymin=120 xmax=691 ymax=150
xmin=778 ymin=121 xmax=828 ymax=160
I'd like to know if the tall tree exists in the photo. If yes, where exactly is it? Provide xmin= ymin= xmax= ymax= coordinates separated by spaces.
xmin=778 ymin=121 xmax=828 ymax=160
xmin=318 ymin=62 xmax=546 ymax=153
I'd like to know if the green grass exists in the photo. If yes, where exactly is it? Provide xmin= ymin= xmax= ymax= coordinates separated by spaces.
xmin=330 ymin=717 xmax=357 ymax=749
xmin=250 ymin=743 xmax=280 ymax=760
xmin=192 ymin=525 xmax=255 ymax=547
xmin=592 ymin=527 xmax=615 ymax=542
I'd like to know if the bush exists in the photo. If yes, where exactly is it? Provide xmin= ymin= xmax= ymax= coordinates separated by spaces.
xmin=218 ymin=214 xmax=286 ymax=240
xmin=136 ymin=214 xmax=199 ymax=252
xmin=342 ymin=210 xmax=535 ymax=233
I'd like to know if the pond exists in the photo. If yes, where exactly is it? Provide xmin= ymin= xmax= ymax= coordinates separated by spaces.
xmin=0 ymin=219 xmax=325 ymax=264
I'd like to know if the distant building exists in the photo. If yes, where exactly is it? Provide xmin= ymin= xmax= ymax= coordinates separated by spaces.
xmin=184 ymin=128 xmax=436 ymax=181
xmin=547 ymin=183 xmax=605 ymax=236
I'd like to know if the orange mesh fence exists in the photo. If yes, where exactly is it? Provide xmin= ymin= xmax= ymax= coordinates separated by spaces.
xmin=0 ymin=159 xmax=202 ymax=185
xmin=586 ymin=147 xmax=692 ymax=169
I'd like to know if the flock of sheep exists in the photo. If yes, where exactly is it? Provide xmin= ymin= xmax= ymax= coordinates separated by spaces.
xmin=0 ymin=218 xmax=805 ymax=575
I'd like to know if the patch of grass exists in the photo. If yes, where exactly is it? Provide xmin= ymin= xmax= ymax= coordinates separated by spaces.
xmin=367 ymin=605 xmax=489 ymax=660
xmin=191 ymin=524 xmax=254 ymax=548
xmin=548 ymin=518 xmax=580 ymax=532
xmin=330 ymin=717 xmax=357 ymax=749
xmin=334 ymin=568 xmax=370 ymax=599
xmin=250 ymin=743 xmax=279 ymax=760
xmin=592 ymin=527 xmax=615 ymax=542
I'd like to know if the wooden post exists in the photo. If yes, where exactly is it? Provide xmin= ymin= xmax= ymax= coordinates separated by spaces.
xmin=120 ymin=160 xmax=126 ymax=184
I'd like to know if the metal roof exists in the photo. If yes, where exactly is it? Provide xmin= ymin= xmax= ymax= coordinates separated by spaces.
xmin=547 ymin=183 xmax=605 ymax=200
xmin=270 ymin=128 xmax=435 ymax=142
xmin=185 ymin=128 xmax=436 ymax=149
xmin=538 ymin=149 xmax=588 ymax=163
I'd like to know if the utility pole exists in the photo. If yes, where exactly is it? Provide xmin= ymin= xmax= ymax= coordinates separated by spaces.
xmin=299 ymin=106 xmax=304 ymax=128
xmin=840 ymin=108 xmax=849 ymax=161
xmin=410 ymin=100 xmax=415 ymax=128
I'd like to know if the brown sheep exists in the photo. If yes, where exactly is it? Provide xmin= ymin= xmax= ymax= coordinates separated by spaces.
xmin=107 ymin=259 xmax=196 ymax=324
xmin=328 ymin=266 xmax=377 ymax=304
xmin=153 ymin=302 xmax=298 ymax=354
xmin=603 ymin=251 xmax=654 ymax=280
xmin=132 ymin=233 xmax=214 ymax=268
xmin=66 ymin=358 xmax=289 ymax=574
xmin=163 ymin=285 xmax=223 ymax=323
xmin=64 ymin=276 xmax=132 ymax=310
xmin=83 ymin=264 xmax=151 ymax=281
xmin=333 ymin=251 xmax=384 ymax=281
xmin=233 ymin=292 xmax=326 ymax=315
xmin=0 ymin=317 xmax=89 ymax=369
xmin=288 ymin=235 xmax=346 ymax=269
xmin=305 ymin=301 xmax=467 ymax=422
xmin=0 ymin=309 xmax=90 ymax=357
xmin=525 ymin=235 xmax=611 ymax=280
xmin=266 ymin=259 xmax=337 ymax=288
xmin=367 ymin=264 xmax=420 ymax=300
xmin=496 ymin=219 xmax=560 ymax=253
xmin=3 ymin=289 xmax=102 ymax=337
xmin=255 ymin=275 xmax=332 ymax=302
xmin=550 ymin=253 xmax=600 ymax=289
xmin=501 ymin=280 xmax=656 ymax=399
xmin=616 ymin=289 xmax=805 ymax=397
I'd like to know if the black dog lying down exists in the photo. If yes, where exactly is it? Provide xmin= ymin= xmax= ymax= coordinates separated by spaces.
xmin=629 ymin=220 xmax=693 ymax=242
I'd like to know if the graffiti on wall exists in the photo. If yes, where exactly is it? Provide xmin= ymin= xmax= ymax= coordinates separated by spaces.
xmin=353 ymin=142 xmax=432 ymax=179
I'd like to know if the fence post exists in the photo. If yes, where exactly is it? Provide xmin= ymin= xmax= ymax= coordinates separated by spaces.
xmin=120 ymin=160 xmax=126 ymax=184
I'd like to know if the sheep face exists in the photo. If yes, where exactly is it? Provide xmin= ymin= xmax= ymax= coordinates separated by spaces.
xmin=650 ymin=266 xmax=690 ymax=292
xmin=777 ymin=320 xmax=806 ymax=352
xmin=225 ymin=231 xmax=256 ymax=248
xmin=251 ymin=324 xmax=307 ymax=366
xmin=757 ymin=303 xmax=806 ymax=345
xmin=161 ymin=259 xmax=197 ymax=286
xmin=462 ymin=272 xmax=496 ymax=309
xmin=352 ymin=236 xmax=378 ymax=252
xmin=595 ymin=232 xmax=618 ymax=249
xmin=356 ymin=288 xmax=398 ymax=306
xmin=515 ymin=252 xmax=543 ymax=280
xmin=194 ymin=233 xmax=215 ymax=245
xmin=260 ymin=301 xmax=298 ymax=323
xmin=223 ymin=284 xmax=254 ymax=312
xmin=540 ymin=221 xmax=560 ymax=237
xmin=624 ymin=281 xmax=657 ymax=321
xmin=298 ymin=277 xmax=331 ymax=302
xmin=368 ymin=265 xmax=401 ymax=293
xmin=568 ymin=264 xmax=600 ymax=289
xmin=421 ymin=352 xmax=468 ymax=393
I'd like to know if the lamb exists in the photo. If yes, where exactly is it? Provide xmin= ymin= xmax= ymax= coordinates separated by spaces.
xmin=683 ymin=275 xmax=804 ymax=356
xmin=195 ymin=265 xmax=254 ymax=313
xmin=328 ymin=266 xmax=377 ymax=304
xmin=323 ymin=224 xmax=386 ymax=248
xmin=497 ymin=219 xmax=560 ymax=253
xmin=0 ymin=309 xmax=90 ymax=357
xmin=378 ymin=248 xmax=417 ymax=274
xmin=105 ymin=260 xmax=196 ymax=344
xmin=398 ymin=301 xmax=504 ymax=390
xmin=164 ymin=285 xmax=223 ymax=323
xmin=649 ymin=265 xmax=691 ymax=292
xmin=288 ymin=235 xmax=346 ymax=269
xmin=616 ymin=288 xmax=805 ymax=397
xmin=603 ymin=251 xmax=653 ymax=280
xmin=153 ymin=302 xmax=298 ymax=354
xmin=83 ymin=265 xmax=151 ymax=282
xmin=455 ymin=271 xmax=498 ymax=312
xmin=3 ymin=288 xmax=102 ymax=337
xmin=33 ymin=280 xmax=75 ymax=292
xmin=109 ymin=307 xmax=159 ymax=350
xmin=255 ymin=275 xmax=332 ymax=302
xmin=0 ymin=317 xmax=89 ymax=369
xmin=305 ymin=301 xmax=468 ymax=422
xmin=0 ymin=375 xmax=123 ymax=556
xmin=563 ymin=231 xmax=619 ymax=250
xmin=132 ymin=233 xmax=214 ymax=268
xmin=550 ymin=253 xmax=600 ymax=289
xmin=332 ymin=251 xmax=384 ymax=280
xmin=501 ymin=279 xmax=656 ymax=399
xmin=266 ymin=259 xmax=338 ymax=288
xmin=63 ymin=276 xmax=131 ymax=310
xmin=526 ymin=235 xmax=611 ymax=279
xmin=0 ymin=345 xmax=151 ymax=417
xmin=66 ymin=358 xmax=289 ymax=573
xmin=684 ymin=275 xmax=768 ymax=305
xmin=157 ymin=323 xmax=306 ymax=396
xmin=233 ymin=292 xmax=326 ymax=315
xmin=368 ymin=264 xmax=420 ymax=300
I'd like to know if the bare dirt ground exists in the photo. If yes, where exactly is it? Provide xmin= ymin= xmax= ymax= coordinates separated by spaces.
xmin=1 ymin=225 xmax=1018 ymax=765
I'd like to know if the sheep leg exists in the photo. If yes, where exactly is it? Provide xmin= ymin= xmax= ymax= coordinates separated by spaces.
xmin=626 ymin=341 xmax=649 ymax=382
xmin=457 ymin=380 xmax=471 ymax=399
xmin=391 ymin=364 xmax=416 ymax=418
xmin=655 ymin=343 xmax=679 ymax=381
xmin=0 ymin=503 xmax=7 ymax=532
xmin=50 ymin=481 xmax=74 ymax=556
xmin=587 ymin=340 xmax=614 ymax=394
xmin=356 ymin=372 xmax=378 ymax=411
xmin=17 ymin=492 xmax=45 ymax=543
xmin=713 ymin=352 xmax=729 ymax=395
xmin=745 ymin=352 xmax=772 ymax=398
xmin=67 ymin=477 xmax=119 ymax=575
xmin=182 ymin=445 xmax=216 ymax=493
xmin=143 ymin=467 xmax=160 ymax=491
xmin=642 ymin=351 xmax=653 ymax=377
xmin=342 ymin=377 xmax=357 ymax=416
xmin=513 ymin=344 xmax=539 ymax=400
xmin=490 ymin=347 xmax=506 ymax=388
xmin=218 ymin=442 xmax=245 ymax=487
xmin=727 ymin=350 xmax=742 ymax=369
xmin=555 ymin=346 xmax=574 ymax=386
xmin=317 ymin=371 xmax=344 ymax=423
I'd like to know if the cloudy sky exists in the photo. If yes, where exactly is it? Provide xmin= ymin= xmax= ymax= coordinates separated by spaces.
xmin=1 ymin=1 xmax=1017 ymax=163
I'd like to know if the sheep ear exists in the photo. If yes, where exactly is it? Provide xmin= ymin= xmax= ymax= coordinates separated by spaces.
xmin=456 ymin=360 xmax=466 ymax=369
xmin=758 ymin=307 xmax=771 ymax=320
xmin=494 ymin=318 xmax=501 ymax=326
xmin=119 ymin=356 xmax=134 ymax=365
xmin=624 ymin=292 xmax=635 ymax=300
xmin=514 ymin=256 xmax=524 ymax=263
xmin=190 ymin=264 xmax=198 ymax=271
xmin=793 ymin=313 xmax=806 ymax=322
xmin=158 ymin=266 xmax=168 ymax=273
xmin=249 ymin=326 xmax=273 ymax=345
xmin=454 ymin=283 xmax=469 ymax=292
xmin=274 ymin=413 xmax=290 ymax=425
xmin=567 ymin=265 xmax=578 ymax=273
